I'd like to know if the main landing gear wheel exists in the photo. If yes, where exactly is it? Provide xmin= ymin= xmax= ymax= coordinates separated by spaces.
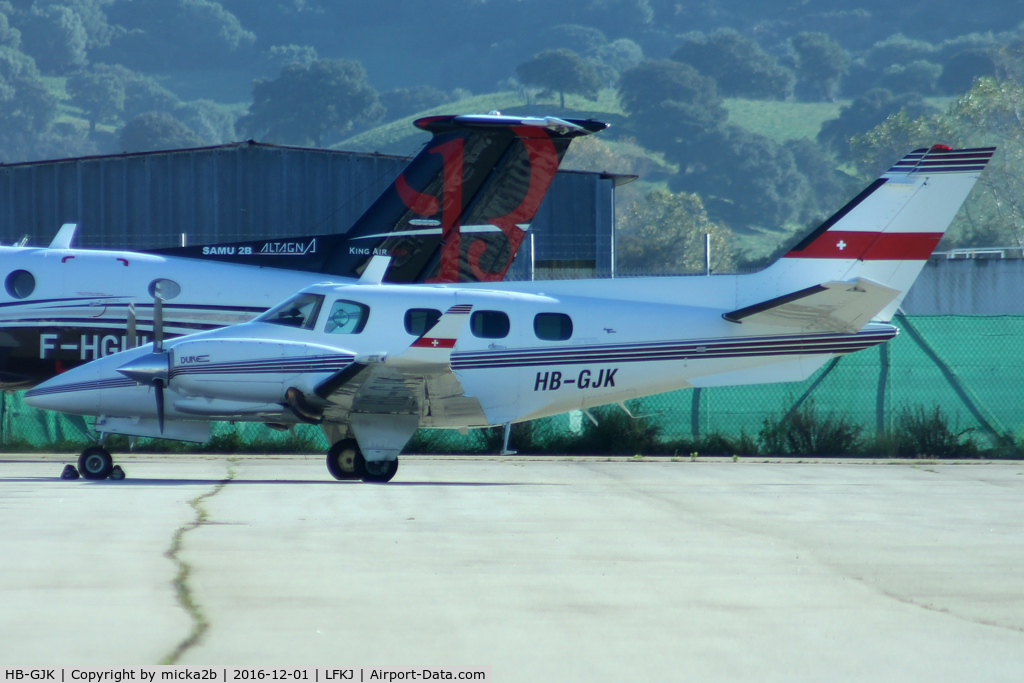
xmin=78 ymin=446 xmax=113 ymax=480
xmin=326 ymin=439 xmax=362 ymax=480
xmin=359 ymin=454 xmax=398 ymax=483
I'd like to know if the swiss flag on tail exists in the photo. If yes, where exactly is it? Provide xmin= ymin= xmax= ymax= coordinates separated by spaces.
xmin=784 ymin=146 xmax=995 ymax=262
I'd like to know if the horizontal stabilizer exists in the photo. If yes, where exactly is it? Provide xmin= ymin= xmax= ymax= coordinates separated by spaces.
xmin=313 ymin=304 xmax=474 ymax=410
xmin=724 ymin=278 xmax=900 ymax=333
xmin=389 ymin=303 xmax=473 ymax=368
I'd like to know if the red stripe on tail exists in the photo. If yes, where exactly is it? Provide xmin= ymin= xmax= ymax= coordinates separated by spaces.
xmin=785 ymin=231 xmax=943 ymax=260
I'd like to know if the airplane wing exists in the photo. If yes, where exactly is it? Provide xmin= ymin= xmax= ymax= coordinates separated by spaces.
xmin=315 ymin=304 xmax=489 ymax=428
xmin=722 ymin=278 xmax=900 ymax=334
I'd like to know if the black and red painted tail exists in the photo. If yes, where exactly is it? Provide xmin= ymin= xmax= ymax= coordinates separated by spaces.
xmin=334 ymin=114 xmax=606 ymax=283
xmin=153 ymin=115 xmax=605 ymax=283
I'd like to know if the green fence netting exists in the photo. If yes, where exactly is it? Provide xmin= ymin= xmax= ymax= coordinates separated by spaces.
xmin=2 ymin=315 xmax=1022 ymax=453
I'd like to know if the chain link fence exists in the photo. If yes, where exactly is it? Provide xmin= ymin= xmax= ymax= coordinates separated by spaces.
xmin=3 ymin=315 xmax=1022 ymax=455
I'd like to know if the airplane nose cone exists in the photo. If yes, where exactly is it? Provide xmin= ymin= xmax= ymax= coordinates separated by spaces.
xmin=117 ymin=352 xmax=169 ymax=385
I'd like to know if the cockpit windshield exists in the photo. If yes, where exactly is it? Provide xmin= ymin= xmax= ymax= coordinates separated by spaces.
xmin=256 ymin=293 xmax=325 ymax=329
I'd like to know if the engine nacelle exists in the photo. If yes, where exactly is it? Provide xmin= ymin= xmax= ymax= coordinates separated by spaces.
xmin=169 ymin=338 xmax=355 ymax=404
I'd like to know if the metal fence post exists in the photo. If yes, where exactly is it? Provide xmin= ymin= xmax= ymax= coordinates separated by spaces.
xmin=876 ymin=342 xmax=889 ymax=435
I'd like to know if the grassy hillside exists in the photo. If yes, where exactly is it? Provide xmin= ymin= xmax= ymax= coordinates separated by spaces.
xmin=724 ymin=99 xmax=843 ymax=143
xmin=339 ymin=91 xmax=852 ymax=155
xmin=336 ymin=89 xmax=629 ymax=155
xmin=336 ymin=92 xmax=526 ymax=155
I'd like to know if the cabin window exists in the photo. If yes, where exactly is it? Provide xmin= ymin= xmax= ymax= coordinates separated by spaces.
xmin=325 ymin=299 xmax=370 ymax=334
xmin=147 ymin=278 xmax=181 ymax=300
xmin=534 ymin=313 xmax=573 ymax=341
xmin=256 ymin=292 xmax=324 ymax=330
xmin=5 ymin=270 xmax=34 ymax=299
xmin=471 ymin=310 xmax=510 ymax=339
xmin=405 ymin=308 xmax=441 ymax=336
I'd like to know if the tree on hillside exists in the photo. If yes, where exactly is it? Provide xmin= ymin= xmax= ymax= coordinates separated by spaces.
xmin=174 ymin=99 xmax=236 ymax=145
xmin=938 ymin=50 xmax=995 ymax=95
xmin=0 ymin=12 xmax=20 ymax=50
xmin=616 ymin=189 xmax=735 ymax=274
xmin=877 ymin=60 xmax=941 ymax=95
xmin=788 ymin=137 xmax=853 ymax=220
xmin=617 ymin=60 xmax=726 ymax=151
xmin=67 ymin=67 xmax=125 ymax=132
xmin=617 ymin=59 xmax=722 ymax=116
xmin=863 ymin=34 xmax=937 ymax=72
xmin=67 ymin=62 xmax=195 ymax=134
xmin=818 ymin=88 xmax=937 ymax=158
xmin=119 ymin=111 xmax=206 ymax=152
xmin=847 ymin=77 xmax=1024 ymax=247
xmin=0 ymin=45 xmax=59 ymax=162
xmin=537 ymin=24 xmax=607 ymax=56
xmin=99 ymin=0 xmax=255 ymax=71
xmin=790 ymin=32 xmax=850 ymax=101
xmin=15 ymin=4 xmax=87 ymax=74
xmin=515 ymin=49 xmax=602 ymax=109
xmin=671 ymin=30 xmax=794 ymax=100
xmin=238 ymin=59 xmax=383 ymax=147
xmin=593 ymin=38 xmax=643 ymax=77
xmin=671 ymin=126 xmax=813 ymax=229
xmin=379 ymin=86 xmax=450 ymax=122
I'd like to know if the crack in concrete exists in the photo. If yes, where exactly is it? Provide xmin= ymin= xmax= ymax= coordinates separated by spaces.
xmin=877 ymin=588 xmax=1024 ymax=635
xmin=159 ymin=462 xmax=236 ymax=664
xmin=579 ymin=461 xmax=1024 ymax=637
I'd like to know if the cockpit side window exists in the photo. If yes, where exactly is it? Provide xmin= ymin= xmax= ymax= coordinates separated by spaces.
xmin=324 ymin=299 xmax=369 ymax=334
xmin=256 ymin=293 xmax=325 ymax=329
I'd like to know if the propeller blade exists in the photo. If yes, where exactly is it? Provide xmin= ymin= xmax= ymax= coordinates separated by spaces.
xmin=154 ymin=379 xmax=165 ymax=434
xmin=126 ymin=302 xmax=136 ymax=350
xmin=153 ymin=293 xmax=163 ymax=353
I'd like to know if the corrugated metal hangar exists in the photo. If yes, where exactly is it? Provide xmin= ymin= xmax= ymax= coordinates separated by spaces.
xmin=0 ymin=142 xmax=632 ymax=279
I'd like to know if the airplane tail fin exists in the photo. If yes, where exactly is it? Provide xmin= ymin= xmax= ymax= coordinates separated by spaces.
xmin=148 ymin=115 xmax=605 ymax=284
xmin=338 ymin=114 xmax=606 ymax=283
xmin=755 ymin=145 xmax=995 ymax=321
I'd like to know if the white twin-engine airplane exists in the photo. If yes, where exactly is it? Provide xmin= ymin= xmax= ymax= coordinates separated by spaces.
xmin=0 ymin=113 xmax=604 ymax=389
xmin=26 ymin=145 xmax=995 ymax=482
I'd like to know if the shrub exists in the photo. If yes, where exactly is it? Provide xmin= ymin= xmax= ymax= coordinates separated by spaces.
xmin=888 ymin=405 xmax=979 ymax=458
xmin=758 ymin=400 xmax=863 ymax=455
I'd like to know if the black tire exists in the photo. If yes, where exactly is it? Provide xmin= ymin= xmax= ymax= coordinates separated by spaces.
xmin=326 ymin=439 xmax=362 ymax=480
xmin=361 ymin=456 xmax=398 ymax=483
xmin=60 ymin=464 xmax=79 ymax=480
xmin=109 ymin=465 xmax=125 ymax=481
xmin=79 ymin=446 xmax=113 ymax=480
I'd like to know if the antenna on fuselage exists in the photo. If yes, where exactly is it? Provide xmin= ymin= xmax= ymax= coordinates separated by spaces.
xmin=48 ymin=223 xmax=77 ymax=250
